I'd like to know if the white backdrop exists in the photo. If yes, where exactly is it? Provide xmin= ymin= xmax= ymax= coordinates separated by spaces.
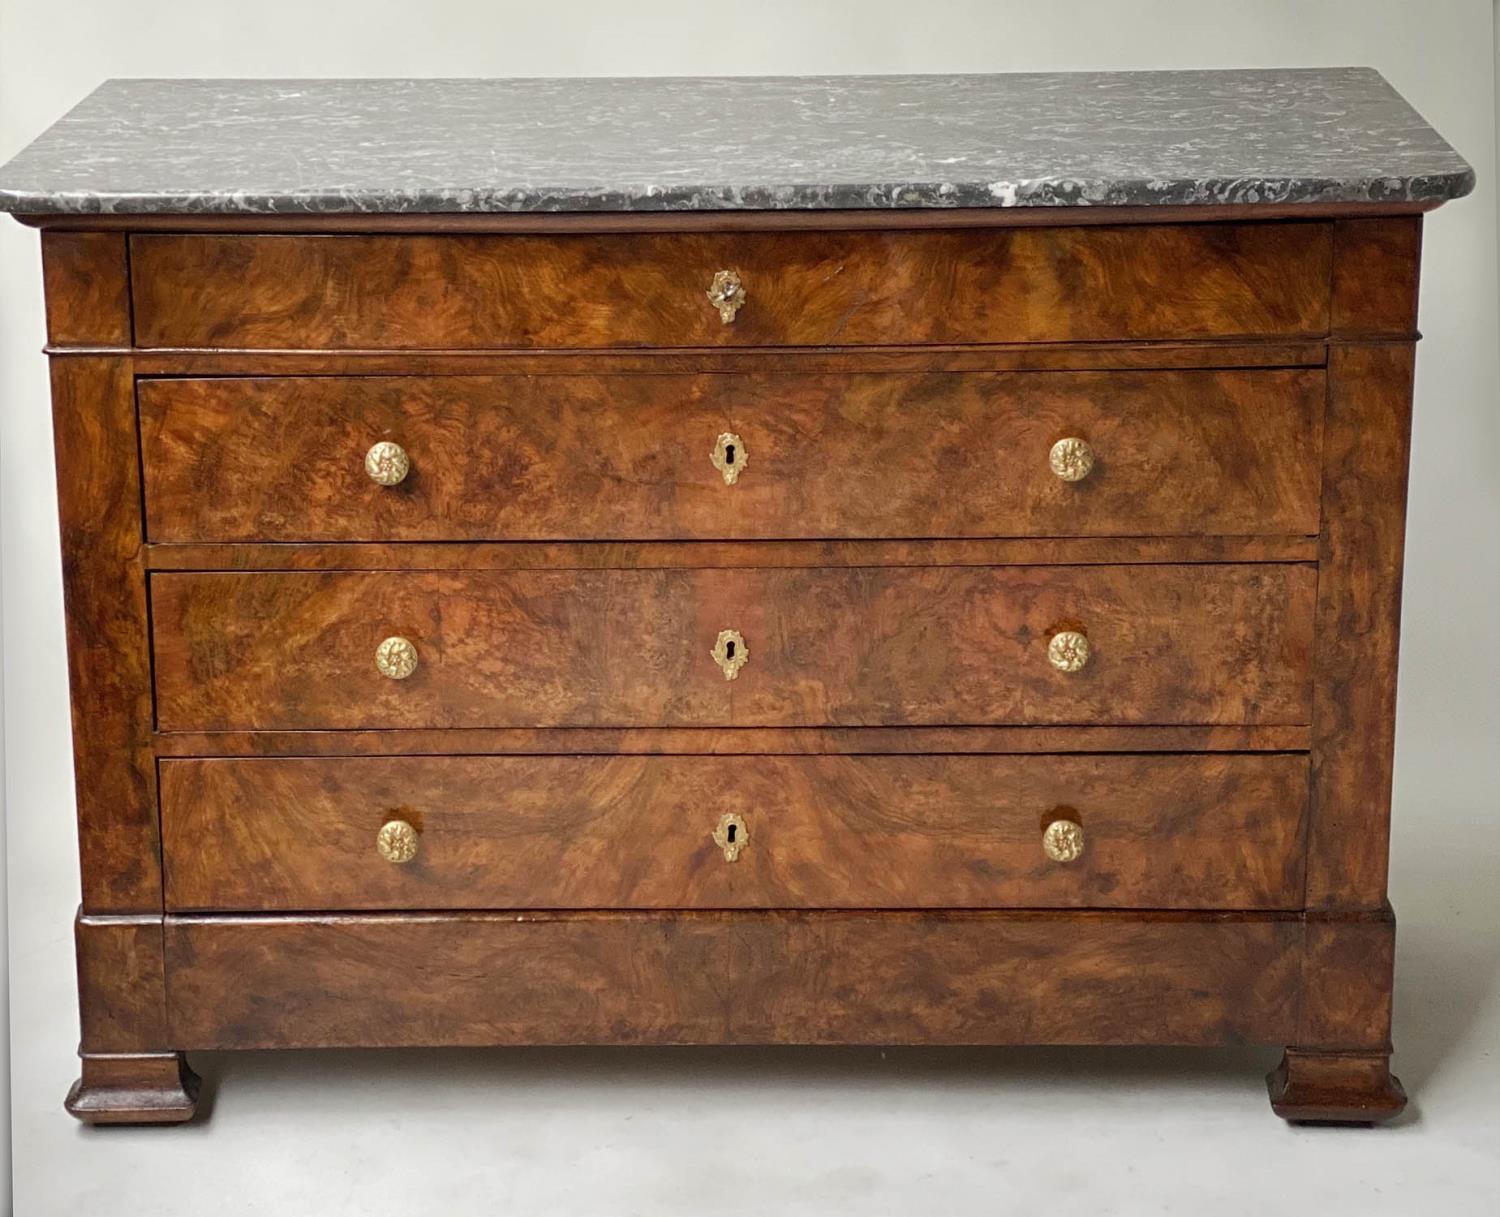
xmin=3 ymin=2 xmax=1497 ymax=1214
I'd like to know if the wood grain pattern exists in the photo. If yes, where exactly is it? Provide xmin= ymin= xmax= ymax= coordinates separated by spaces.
xmin=64 ymin=1054 xmax=200 ymax=1125
xmin=1330 ymin=217 xmax=1422 ymax=337
xmin=143 ymin=535 xmax=1321 ymax=572
xmin=49 ymin=357 xmax=160 ymax=912
xmin=1267 ymin=1050 xmax=1406 ymax=1123
xmin=41 ymin=231 xmax=131 ymax=346
xmin=75 ymin=914 xmax=168 ymax=1052
xmin=1296 ymin=909 xmax=1397 ymax=1049
xmin=150 ymin=564 xmax=1317 ymax=731
xmin=160 ymin=753 xmax=1308 ymax=912
xmin=128 ymin=224 xmax=1333 ymax=349
xmin=1305 ymin=345 xmax=1415 ymax=908
xmin=151 ymin=724 xmax=1314 ymax=757
xmin=163 ymin=911 xmax=1302 ymax=1049
xmin=140 ymin=369 xmax=1325 ymax=543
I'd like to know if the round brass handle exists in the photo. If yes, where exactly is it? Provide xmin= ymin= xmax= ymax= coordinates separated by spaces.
xmin=1042 ymin=817 xmax=1085 ymax=863
xmin=706 ymin=269 xmax=747 ymax=324
xmin=375 ymin=635 xmax=419 ymax=680
xmin=1049 ymin=437 xmax=1095 ymax=482
xmin=1047 ymin=630 xmax=1091 ymax=673
xmin=365 ymin=441 xmax=411 ymax=486
xmin=376 ymin=818 xmax=420 ymax=864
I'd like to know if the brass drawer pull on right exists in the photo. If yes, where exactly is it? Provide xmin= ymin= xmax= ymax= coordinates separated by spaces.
xmin=1049 ymin=437 xmax=1095 ymax=482
xmin=1047 ymin=629 xmax=1091 ymax=673
xmin=712 ymin=812 xmax=748 ymax=862
xmin=1042 ymin=813 xmax=1085 ymax=863
xmin=375 ymin=635 xmax=419 ymax=680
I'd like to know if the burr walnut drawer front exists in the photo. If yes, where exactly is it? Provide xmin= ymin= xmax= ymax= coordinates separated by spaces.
xmin=127 ymin=223 xmax=1332 ymax=349
xmin=149 ymin=564 xmax=1315 ymax=731
xmin=139 ymin=368 xmax=1325 ymax=543
xmin=159 ymin=753 xmax=1309 ymax=912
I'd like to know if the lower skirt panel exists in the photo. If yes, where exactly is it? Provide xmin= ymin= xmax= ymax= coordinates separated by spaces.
xmin=164 ymin=910 xmax=1301 ymax=1048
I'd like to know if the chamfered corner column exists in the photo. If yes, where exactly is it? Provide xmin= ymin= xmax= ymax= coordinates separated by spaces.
xmin=1285 ymin=215 xmax=1424 ymax=1123
xmin=41 ymin=230 xmax=199 ymax=1123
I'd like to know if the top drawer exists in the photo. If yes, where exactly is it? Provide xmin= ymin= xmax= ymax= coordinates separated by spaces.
xmin=128 ymin=224 xmax=1332 ymax=350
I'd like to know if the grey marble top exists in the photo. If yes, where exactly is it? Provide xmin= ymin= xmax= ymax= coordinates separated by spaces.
xmin=0 ymin=69 xmax=1473 ymax=215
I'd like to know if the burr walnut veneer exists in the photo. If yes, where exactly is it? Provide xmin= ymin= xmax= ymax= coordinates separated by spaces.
xmin=0 ymin=71 xmax=1472 ymax=1126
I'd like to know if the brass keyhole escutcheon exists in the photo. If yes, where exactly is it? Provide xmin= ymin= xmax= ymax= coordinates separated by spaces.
xmin=711 ymin=432 xmax=748 ymax=486
xmin=706 ymin=269 xmax=747 ymax=323
xmin=712 ymin=812 xmax=748 ymax=862
xmin=712 ymin=629 xmax=749 ymax=680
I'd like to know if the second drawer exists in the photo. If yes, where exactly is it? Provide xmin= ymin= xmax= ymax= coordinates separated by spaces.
xmin=139 ymin=369 xmax=1325 ymax=543
xmin=160 ymin=753 xmax=1309 ymax=911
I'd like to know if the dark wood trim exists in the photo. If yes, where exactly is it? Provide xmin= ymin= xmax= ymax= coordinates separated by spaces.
xmin=75 ymin=912 xmax=169 ymax=1052
xmin=1267 ymin=1050 xmax=1406 ymax=1124
xmin=49 ymin=353 xmax=160 ymax=911
xmin=104 ymin=340 xmax=1331 ymax=372
xmin=14 ymin=200 xmax=1437 ymax=234
xmin=142 ymin=536 xmax=1320 ymax=572
xmin=1305 ymin=344 xmax=1415 ymax=909
xmin=150 ymin=723 xmax=1312 ymax=757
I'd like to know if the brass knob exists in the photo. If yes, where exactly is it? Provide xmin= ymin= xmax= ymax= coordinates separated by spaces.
xmin=1047 ymin=630 xmax=1091 ymax=673
xmin=710 ymin=432 xmax=748 ymax=485
xmin=706 ymin=270 xmax=746 ymax=324
xmin=365 ymin=441 xmax=411 ymax=486
xmin=376 ymin=818 xmax=420 ymax=864
xmin=375 ymin=636 xmax=419 ymax=680
xmin=711 ymin=629 xmax=749 ymax=681
xmin=1042 ymin=817 xmax=1085 ymax=863
xmin=1049 ymin=437 xmax=1095 ymax=482
xmin=712 ymin=812 xmax=748 ymax=862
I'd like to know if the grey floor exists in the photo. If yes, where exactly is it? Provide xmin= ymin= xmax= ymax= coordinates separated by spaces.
xmin=7 ymin=788 xmax=1498 ymax=1216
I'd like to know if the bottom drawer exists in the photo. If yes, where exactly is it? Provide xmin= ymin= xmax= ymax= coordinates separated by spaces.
xmin=160 ymin=753 xmax=1307 ymax=911
xmin=163 ymin=910 xmax=1303 ymax=1048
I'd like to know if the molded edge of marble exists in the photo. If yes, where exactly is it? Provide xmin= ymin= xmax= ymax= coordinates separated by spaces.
xmin=0 ymin=169 xmax=1476 ymax=216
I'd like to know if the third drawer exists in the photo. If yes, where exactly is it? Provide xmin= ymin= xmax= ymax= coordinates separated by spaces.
xmin=159 ymin=752 xmax=1309 ymax=911
xmin=150 ymin=563 xmax=1315 ymax=731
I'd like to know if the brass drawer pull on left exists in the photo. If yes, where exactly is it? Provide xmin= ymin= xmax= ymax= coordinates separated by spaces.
xmin=365 ymin=440 xmax=411 ymax=486
xmin=1047 ymin=629 xmax=1091 ymax=673
xmin=706 ymin=269 xmax=746 ymax=323
xmin=376 ymin=818 xmax=420 ymax=864
xmin=710 ymin=432 xmax=748 ymax=485
xmin=712 ymin=812 xmax=748 ymax=862
xmin=375 ymin=636 xmax=419 ymax=680
xmin=712 ymin=629 xmax=749 ymax=680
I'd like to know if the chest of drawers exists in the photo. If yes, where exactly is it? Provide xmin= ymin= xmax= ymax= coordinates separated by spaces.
xmin=0 ymin=70 xmax=1472 ymax=1125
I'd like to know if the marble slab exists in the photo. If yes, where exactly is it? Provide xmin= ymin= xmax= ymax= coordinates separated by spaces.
xmin=0 ymin=69 xmax=1474 ymax=215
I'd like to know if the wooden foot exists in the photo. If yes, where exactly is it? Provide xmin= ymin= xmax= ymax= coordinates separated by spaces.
xmin=65 ymin=1052 xmax=201 ymax=1125
xmin=1267 ymin=1049 xmax=1407 ymax=1124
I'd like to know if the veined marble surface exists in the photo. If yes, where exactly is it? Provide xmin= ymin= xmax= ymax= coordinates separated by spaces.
xmin=0 ymin=69 xmax=1474 ymax=215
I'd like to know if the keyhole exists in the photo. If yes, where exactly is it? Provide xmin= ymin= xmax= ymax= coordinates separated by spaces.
xmin=725 ymin=640 xmax=736 ymax=660
xmin=724 ymin=443 xmax=735 ymax=465
xmin=726 ymin=823 xmax=737 ymax=843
